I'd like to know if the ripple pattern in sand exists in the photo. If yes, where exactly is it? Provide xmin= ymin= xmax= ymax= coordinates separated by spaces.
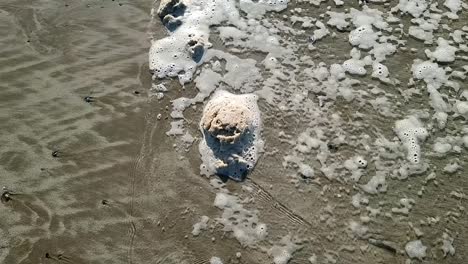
xmin=0 ymin=1 xmax=156 ymax=263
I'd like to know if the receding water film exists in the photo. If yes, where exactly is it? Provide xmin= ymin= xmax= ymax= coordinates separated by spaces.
xmin=1 ymin=0 xmax=467 ymax=263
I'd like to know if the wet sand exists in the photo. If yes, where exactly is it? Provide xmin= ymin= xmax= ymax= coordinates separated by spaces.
xmin=1 ymin=0 xmax=467 ymax=264
xmin=0 ymin=0 xmax=260 ymax=263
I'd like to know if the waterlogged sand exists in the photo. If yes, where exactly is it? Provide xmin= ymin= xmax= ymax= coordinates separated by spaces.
xmin=1 ymin=0 xmax=468 ymax=264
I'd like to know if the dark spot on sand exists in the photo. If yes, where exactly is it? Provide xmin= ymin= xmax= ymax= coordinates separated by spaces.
xmin=1 ymin=191 xmax=12 ymax=203
xmin=133 ymin=91 xmax=140 ymax=95
xmin=84 ymin=96 xmax=95 ymax=103
xmin=45 ymin=253 xmax=50 ymax=258
xmin=101 ymin=199 xmax=109 ymax=205
xmin=52 ymin=150 xmax=60 ymax=158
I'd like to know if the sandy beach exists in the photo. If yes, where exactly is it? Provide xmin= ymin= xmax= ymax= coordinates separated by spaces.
xmin=1 ymin=0 xmax=467 ymax=263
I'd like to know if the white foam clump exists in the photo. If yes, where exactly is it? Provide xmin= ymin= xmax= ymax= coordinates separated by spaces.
xmin=425 ymin=38 xmax=458 ymax=63
xmin=394 ymin=0 xmax=428 ymax=18
xmin=268 ymin=235 xmax=301 ymax=264
xmin=192 ymin=215 xmax=210 ymax=236
xmin=349 ymin=220 xmax=368 ymax=238
xmin=349 ymin=7 xmax=389 ymax=30
xmin=371 ymin=62 xmax=390 ymax=83
xmin=444 ymin=0 xmax=462 ymax=18
xmin=370 ymin=42 xmax=397 ymax=62
xmin=326 ymin=11 xmax=349 ymax=30
xmin=150 ymin=0 xmax=240 ymax=84
xmin=348 ymin=25 xmax=378 ymax=50
xmin=295 ymin=131 xmax=321 ymax=153
xmin=210 ymin=256 xmax=223 ymax=264
xmin=412 ymin=60 xmax=448 ymax=88
xmin=391 ymin=198 xmax=415 ymax=215
xmin=440 ymin=232 xmax=456 ymax=257
xmin=312 ymin=21 xmax=330 ymax=41
xmin=405 ymin=240 xmax=427 ymax=260
xmin=298 ymin=163 xmax=315 ymax=178
xmin=344 ymin=156 xmax=367 ymax=181
xmin=361 ymin=171 xmax=387 ymax=194
xmin=409 ymin=26 xmax=434 ymax=44
xmin=239 ymin=0 xmax=289 ymax=18
xmin=411 ymin=60 xmax=451 ymax=118
xmin=214 ymin=192 xmax=267 ymax=246
xmin=433 ymin=141 xmax=452 ymax=154
xmin=199 ymin=90 xmax=263 ymax=181
xmin=434 ymin=111 xmax=448 ymax=129
xmin=395 ymin=116 xmax=428 ymax=164
xmin=342 ymin=49 xmax=372 ymax=76
xmin=351 ymin=193 xmax=369 ymax=208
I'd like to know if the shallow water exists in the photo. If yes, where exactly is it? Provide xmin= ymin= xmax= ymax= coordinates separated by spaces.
xmin=1 ymin=0 xmax=467 ymax=264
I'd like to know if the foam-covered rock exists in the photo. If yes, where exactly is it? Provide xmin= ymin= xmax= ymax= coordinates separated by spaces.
xmin=157 ymin=0 xmax=186 ymax=29
xmin=150 ymin=0 xmax=240 ymax=84
xmin=199 ymin=90 xmax=263 ymax=181
xmin=239 ymin=0 xmax=289 ymax=18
